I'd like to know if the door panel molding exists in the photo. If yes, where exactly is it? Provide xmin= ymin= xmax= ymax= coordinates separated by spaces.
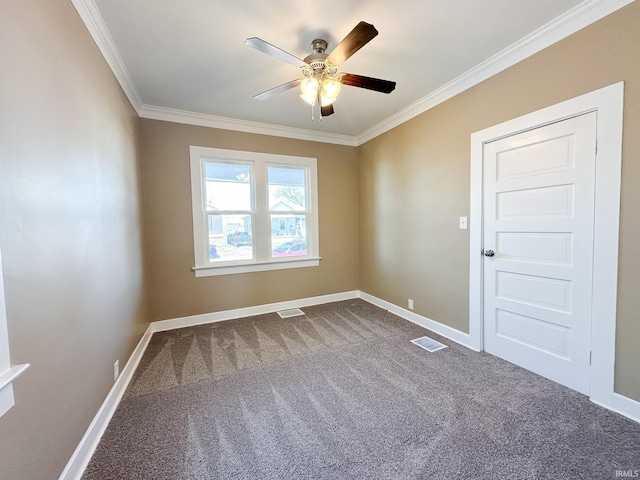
xmin=483 ymin=113 xmax=596 ymax=394
xmin=469 ymin=82 xmax=624 ymax=406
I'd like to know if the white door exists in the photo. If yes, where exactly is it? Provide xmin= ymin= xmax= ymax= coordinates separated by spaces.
xmin=482 ymin=112 xmax=597 ymax=395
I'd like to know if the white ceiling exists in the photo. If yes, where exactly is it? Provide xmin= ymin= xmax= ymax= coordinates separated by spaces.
xmin=77 ymin=0 xmax=629 ymax=144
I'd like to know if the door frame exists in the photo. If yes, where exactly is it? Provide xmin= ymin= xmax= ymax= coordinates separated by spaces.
xmin=468 ymin=82 xmax=624 ymax=406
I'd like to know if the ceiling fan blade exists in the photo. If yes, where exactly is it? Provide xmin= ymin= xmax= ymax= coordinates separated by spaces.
xmin=253 ymin=79 xmax=302 ymax=101
xmin=245 ymin=37 xmax=306 ymax=68
xmin=326 ymin=21 xmax=378 ymax=66
xmin=340 ymin=73 xmax=396 ymax=94
xmin=320 ymin=104 xmax=334 ymax=117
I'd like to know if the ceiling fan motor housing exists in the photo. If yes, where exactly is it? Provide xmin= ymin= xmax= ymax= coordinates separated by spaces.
xmin=304 ymin=56 xmax=329 ymax=72
xmin=305 ymin=39 xmax=335 ymax=72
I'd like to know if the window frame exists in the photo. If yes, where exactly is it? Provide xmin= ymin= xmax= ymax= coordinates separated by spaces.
xmin=190 ymin=146 xmax=320 ymax=277
xmin=0 ymin=245 xmax=30 ymax=417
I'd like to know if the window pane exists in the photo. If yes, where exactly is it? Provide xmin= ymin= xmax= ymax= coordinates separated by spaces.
xmin=208 ymin=214 xmax=252 ymax=262
xmin=205 ymin=162 xmax=251 ymax=211
xmin=268 ymin=166 xmax=306 ymax=212
xmin=271 ymin=214 xmax=307 ymax=258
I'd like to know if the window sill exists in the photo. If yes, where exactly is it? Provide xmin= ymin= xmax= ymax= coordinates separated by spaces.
xmin=0 ymin=363 xmax=30 ymax=417
xmin=193 ymin=257 xmax=321 ymax=277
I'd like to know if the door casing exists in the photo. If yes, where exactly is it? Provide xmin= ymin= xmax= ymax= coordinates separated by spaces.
xmin=468 ymin=82 xmax=624 ymax=406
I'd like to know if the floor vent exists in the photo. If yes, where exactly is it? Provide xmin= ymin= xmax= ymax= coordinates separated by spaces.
xmin=411 ymin=336 xmax=447 ymax=352
xmin=277 ymin=308 xmax=305 ymax=319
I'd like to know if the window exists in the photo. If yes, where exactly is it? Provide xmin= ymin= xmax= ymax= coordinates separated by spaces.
xmin=190 ymin=146 xmax=319 ymax=276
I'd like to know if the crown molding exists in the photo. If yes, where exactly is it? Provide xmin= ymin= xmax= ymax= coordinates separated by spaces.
xmin=71 ymin=0 xmax=143 ymax=112
xmin=73 ymin=0 xmax=355 ymax=146
xmin=74 ymin=0 xmax=633 ymax=147
xmin=138 ymin=105 xmax=358 ymax=146
xmin=356 ymin=0 xmax=635 ymax=145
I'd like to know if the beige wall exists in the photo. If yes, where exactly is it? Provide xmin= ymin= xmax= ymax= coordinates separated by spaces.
xmin=358 ymin=2 xmax=640 ymax=401
xmin=0 ymin=1 xmax=148 ymax=479
xmin=138 ymin=120 xmax=359 ymax=321
xmin=1 ymin=1 xmax=639 ymax=478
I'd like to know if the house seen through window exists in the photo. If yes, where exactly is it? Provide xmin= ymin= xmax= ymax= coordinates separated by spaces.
xmin=190 ymin=146 xmax=319 ymax=276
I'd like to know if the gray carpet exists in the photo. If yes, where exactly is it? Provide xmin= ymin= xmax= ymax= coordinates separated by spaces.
xmin=83 ymin=299 xmax=640 ymax=479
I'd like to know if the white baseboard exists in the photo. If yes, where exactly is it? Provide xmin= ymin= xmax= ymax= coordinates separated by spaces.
xmin=61 ymin=289 xmax=639 ymax=479
xmin=611 ymin=393 xmax=640 ymax=423
xmin=360 ymin=292 xmax=640 ymax=424
xmin=58 ymin=290 xmax=359 ymax=479
xmin=593 ymin=392 xmax=640 ymax=424
xmin=59 ymin=326 xmax=154 ymax=480
xmin=358 ymin=291 xmax=478 ymax=351
xmin=151 ymin=290 xmax=360 ymax=332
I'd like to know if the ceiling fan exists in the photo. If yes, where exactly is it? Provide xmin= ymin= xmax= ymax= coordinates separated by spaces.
xmin=245 ymin=21 xmax=396 ymax=118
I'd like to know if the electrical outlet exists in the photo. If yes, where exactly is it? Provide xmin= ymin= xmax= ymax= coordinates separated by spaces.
xmin=113 ymin=360 xmax=119 ymax=381
xmin=408 ymin=299 xmax=414 ymax=310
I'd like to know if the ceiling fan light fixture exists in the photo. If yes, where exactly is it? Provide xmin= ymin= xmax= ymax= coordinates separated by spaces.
xmin=319 ymin=95 xmax=333 ymax=107
xmin=300 ymin=92 xmax=316 ymax=105
xmin=300 ymin=77 xmax=319 ymax=104
xmin=321 ymin=76 xmax=341 ymax=104
xmin=319 ymin=87 xmax=337 ymax=107
xmin=300 ymin=77 xmax=318 ymax=96
xmin=246 ymin=21 xmax=395 ymax=118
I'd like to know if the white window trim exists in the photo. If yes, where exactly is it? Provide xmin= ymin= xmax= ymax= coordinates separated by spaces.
xmin=190 ymin=146 xmax=320 ymax=277
xmin=0 ymin=245 xmax=30 ymax=417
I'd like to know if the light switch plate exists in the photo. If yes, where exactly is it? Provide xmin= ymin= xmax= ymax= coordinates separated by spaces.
xmin=459 ymin=216 xmax=468 ymax=229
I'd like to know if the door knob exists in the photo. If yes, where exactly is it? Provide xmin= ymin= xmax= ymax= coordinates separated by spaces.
xmin=484 ymin=249 xmax=495 ymax=257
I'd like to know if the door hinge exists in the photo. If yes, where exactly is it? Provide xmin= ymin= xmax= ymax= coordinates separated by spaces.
xmin=595 ymin=139 xmax=598 ymax=155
